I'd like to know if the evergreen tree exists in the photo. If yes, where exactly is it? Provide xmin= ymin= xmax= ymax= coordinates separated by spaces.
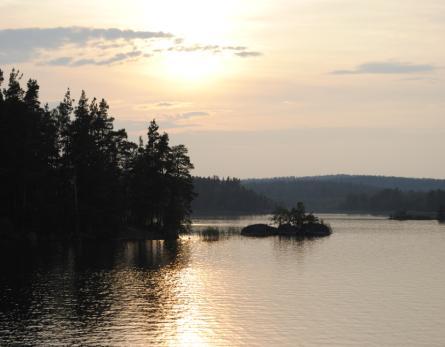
xmin=0 ymin=69 xmax=195 ymax=239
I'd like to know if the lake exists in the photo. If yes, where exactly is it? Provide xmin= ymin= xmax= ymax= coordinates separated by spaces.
xmin=1 ymin=215 xmax=445 ymax=346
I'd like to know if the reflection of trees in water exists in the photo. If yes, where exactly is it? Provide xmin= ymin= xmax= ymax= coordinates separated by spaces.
xmin=272 ymin=235 xmax=329 ymax=263
xmin=0 ymin=242 xmax=83 ymax=345
xmin=0 ymin=239 xmax=192 ymax=345
xmin=194 ymin=226 xmax=241 ymax=242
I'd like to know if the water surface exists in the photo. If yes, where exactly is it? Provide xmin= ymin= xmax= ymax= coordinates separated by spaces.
xmin=1 ymin=215 xmax=445 ymax=346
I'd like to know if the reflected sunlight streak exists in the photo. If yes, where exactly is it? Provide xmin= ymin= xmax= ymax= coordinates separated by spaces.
xmin=173 ymin=266 xmax=212 ymax=347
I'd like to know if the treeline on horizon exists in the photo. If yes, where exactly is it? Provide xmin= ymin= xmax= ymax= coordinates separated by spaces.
xmin=245 ymin=175 xmax=445 ymax=192
xmin=342 ymin=189 xmax=445 ymax=214
xmin=192 ymin=176 xmax=273 ymax=215
xmin=243 ymin=176 xmax=445 ymax=214
xmin=191 ymin=175 xmax=445 ymax=216
xmin=0 ymin=68 xmax=194 ymax=239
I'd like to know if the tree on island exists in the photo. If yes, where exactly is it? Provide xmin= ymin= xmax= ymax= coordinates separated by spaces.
xmin=241 ymin=202 xmax=331 ymax=237
xmin=271 ymin=202 xmax=320 ymax=227
xmin=0 ymin=67 xmax=194 ymax=239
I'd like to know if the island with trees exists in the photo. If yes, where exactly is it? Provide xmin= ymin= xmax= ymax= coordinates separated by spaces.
xmin=0 ymin=68 xmax=194 ymax=241
xmin=241 ymin=202 xmax=332 ymax=238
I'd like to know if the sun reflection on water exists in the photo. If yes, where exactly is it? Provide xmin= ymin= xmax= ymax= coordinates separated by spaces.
xmin=172 ymin=259 xmax=211 ymax=346
xmin=3 ymin=217 xmax=445 ymax=346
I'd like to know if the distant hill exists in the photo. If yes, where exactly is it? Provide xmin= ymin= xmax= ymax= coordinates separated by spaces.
xmin=243 ymin=175 xmax=445 ymax=212
xmin=292 ymin=175 xmax=445 ymax=192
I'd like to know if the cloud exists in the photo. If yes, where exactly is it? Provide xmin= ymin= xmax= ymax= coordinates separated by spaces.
xmin=134 ymin=101 xmax=192 ymax=111
xmin=332 ymin=61 xmax=436 ymax=75
xmin=0 ymin=26 xmax=262 ymax=66
xmin=158 ymin=111 xmax=210 ymax=125
xmin=225 ymin=46 xmax=248 ymax=51
xmin=71 ymin=50 xmax=143 ymax=66
xmin=46 ymin=50 xmax=144 ymax=67
xmin=168 ymin=44 xmax=220 ymax=53
xmin=46 ymin=56 xmax=73 ymax=66
xmin=0 ymin=27 xmax=173 ymax=65
xmin=162 ymin=44 xmax=260 ymax=58
xmin=180 ymin=111 xmax=209 ymax=118
xmin=0 ymin=27 xmax=172 ymax=49
xmin=235 ymin=51 xmax=262 ymax=58
xmin=157 ymin=102 xmax=175 ymax=107
xmin=159 ymin=111 xmax=210 ymax=121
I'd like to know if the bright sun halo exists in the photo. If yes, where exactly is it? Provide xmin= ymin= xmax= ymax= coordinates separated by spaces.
xmin=161 ymin=51 xmax=224 ymax=84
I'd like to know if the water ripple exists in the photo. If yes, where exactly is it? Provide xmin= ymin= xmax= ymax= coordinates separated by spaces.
xmin=1 ymin=216 xmax=445 ymax=346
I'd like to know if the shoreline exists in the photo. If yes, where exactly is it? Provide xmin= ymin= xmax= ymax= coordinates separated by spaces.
xmin=0 ymin=225 xmax=180 ymax=243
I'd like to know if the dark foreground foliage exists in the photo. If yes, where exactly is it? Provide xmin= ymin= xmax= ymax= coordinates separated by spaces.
xmin=0 ymin=68 xmax=194 ymax=239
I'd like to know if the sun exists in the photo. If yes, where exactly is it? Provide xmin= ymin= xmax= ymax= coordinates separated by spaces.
xmin=161 ymin=51 xmax=225 ymax=84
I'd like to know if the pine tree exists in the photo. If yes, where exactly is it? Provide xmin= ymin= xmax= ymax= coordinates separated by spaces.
xmin=0 ymin=69 xmax=195 ymax=239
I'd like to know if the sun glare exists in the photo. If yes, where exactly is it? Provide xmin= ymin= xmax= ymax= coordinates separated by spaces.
xmin=135 ymin=0 xmax=252 ymax=86
xmin=140 ymin=0 xmax=236 ymax=42
xmin=161 ymin=51 xmax=224 ymax=84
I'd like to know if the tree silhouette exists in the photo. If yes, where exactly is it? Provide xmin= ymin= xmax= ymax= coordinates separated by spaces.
xmin=271 ymin=202 xmax=319 ymax=227
xmin=0 ymin=68 xmax=194 ymax=239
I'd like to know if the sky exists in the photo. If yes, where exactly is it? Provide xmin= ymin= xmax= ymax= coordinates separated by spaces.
xmin=1 ymin=0 xmax=444 ymax=178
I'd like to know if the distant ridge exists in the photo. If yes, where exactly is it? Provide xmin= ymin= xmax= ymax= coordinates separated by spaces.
xmin=243 ymin=175 xmax=445 ymax=212
xmin=244 ymin=175 xmax=445 ymax=192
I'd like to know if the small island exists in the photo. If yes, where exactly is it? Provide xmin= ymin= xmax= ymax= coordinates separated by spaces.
xmin=241 ymin=202 xmax=332 ymax=238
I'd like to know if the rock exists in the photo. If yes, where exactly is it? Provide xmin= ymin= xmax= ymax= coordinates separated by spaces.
xmin=277 ymin=224 xmax=301 ymax=235
xmin=241 ymin=222 xmax=332 ymax=238
xmin=301 ymin=223 xmax=332 ymax=237
xmin=241 ymin=224 xmax=277 ymax=237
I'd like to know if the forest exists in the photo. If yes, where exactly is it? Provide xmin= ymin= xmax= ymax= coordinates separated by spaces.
xmin=341 ymin=189 xmax=445 ymax=214
xmin=0 ymin=68 xmax=194 ymax=240
xmin=192 ymin=176 xmax=273 ymax=215
xmin=244 ymin=175 xmax=445 ymax=213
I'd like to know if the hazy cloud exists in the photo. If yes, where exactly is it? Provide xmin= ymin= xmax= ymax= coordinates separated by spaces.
xmin=46 ymin=50 xmax=144 ymax=67
xmin=161 ymin=44 xmax=260 ymax=57
xmin=157 ymin=111 xmax=209 ymax=130
xmin=157 ymin=111 xmax=210 ymax=127
xmin=157 ymin=102 xmax=175 ymax=107
xmin=0 ymin=27 xmax=173 ymax=64
xmin=46 ymin=56 xmax=73 ymax=66
xmin=160 ymin=111 xmax=210 ymax=121
xmin=0 ymin=26 xmax=262 ymax=66
xmin=168 ymin=44 xmax=220 ymax=53
xmin=180 ymin=111 xmax=209 ymax=118
xmin=72 ymin=50 xmax=143 ymax=66
xmin=134 ymin=101 xmax=192 ymax=111
xmin=235 ymin=51 xmax=263 ymax=58
xmin=332 ymin=61 xmax=436 ymax=75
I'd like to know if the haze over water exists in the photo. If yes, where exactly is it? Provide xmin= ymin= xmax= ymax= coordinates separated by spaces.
xmin=1 ymin=215 xmax=445 ymax=346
